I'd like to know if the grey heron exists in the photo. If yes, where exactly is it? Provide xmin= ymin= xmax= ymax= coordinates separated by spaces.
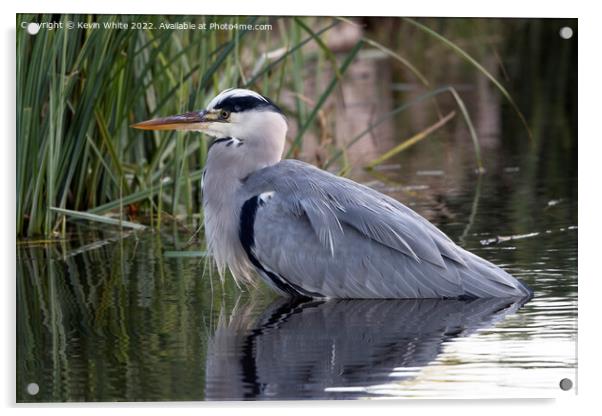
xmin=133 ymin=88 xmax=532 ymax=299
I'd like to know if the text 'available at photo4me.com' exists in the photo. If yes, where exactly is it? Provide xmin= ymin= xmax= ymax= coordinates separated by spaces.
xmin=20 ymin=19 xmax=273 ymax=34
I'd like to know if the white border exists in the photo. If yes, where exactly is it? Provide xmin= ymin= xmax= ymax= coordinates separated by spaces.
xmin=7 ymin=0 xmax=583 ymax=18
xmin=2 ymin=1 xmax=599 ymax=415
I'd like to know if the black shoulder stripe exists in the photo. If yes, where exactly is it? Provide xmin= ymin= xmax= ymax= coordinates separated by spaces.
xmin=239 ymin=196 xmax=260 ymax=256
xmin=239 ymin=196 xmax=323 ymax=299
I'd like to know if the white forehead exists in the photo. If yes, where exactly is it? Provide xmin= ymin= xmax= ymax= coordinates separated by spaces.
xmin=206 ymin=88 xmax=268 ymax=110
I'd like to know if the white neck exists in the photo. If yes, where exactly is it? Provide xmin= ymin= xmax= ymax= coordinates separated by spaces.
xmin=201 ymin=111 xmax=287 ymax=283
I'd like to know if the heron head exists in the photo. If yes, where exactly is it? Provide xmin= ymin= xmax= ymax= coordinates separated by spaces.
xmin=132 ymin=88 xmax=287 ymax=142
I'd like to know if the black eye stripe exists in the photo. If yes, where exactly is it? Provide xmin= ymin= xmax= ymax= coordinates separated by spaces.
xmin=214 ymin=95 xmax=283 ymax=114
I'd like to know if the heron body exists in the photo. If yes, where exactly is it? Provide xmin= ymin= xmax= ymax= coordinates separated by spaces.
xmin=133 ymin=88 xmax=532 ymax=299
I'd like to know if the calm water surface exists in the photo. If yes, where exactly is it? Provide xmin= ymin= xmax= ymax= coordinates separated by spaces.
xmin=16 ymin=148 xmax=577 ymax=401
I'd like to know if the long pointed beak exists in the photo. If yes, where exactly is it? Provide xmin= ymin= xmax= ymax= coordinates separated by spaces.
xmin=131 ymin=110 xmax=208 ymax=131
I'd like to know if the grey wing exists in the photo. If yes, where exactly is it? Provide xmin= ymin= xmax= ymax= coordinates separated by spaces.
xmin=241 ymin=160 xmax=531 ymax=299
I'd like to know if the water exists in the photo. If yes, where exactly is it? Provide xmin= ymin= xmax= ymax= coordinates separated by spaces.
xmin=16 ymin=142 xmax=577 ymax=401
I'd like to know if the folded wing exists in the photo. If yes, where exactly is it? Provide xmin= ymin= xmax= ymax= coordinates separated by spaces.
xmin=239 ymin=160 xmax=531 ymax=299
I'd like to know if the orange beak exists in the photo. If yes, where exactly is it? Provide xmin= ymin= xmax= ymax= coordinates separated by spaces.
xmin=131 ymin=110 xmax=209 ymax=131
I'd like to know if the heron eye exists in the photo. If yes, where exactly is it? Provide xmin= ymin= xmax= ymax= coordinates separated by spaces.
xmin=220 ymin=110 xmax=230 ymax=120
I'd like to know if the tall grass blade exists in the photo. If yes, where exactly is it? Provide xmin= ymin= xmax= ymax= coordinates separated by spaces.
xmin=403 ymin=17 xmax=533 ymax=141
xmin=50 ymin=207 xmax=147 ymax=230
xmin=287 ymin=40 xmax=364 ymax=156
xmin=365 ymin=111 xmax=456 ymax=169
xmin=88 ymin=170 xmax=204 ymax=215
xmin=244 ymin=20 xmax=340 ymax=88
xmin=163 ymin=251 xmax=207 ymax=258
xmin=448 ymin=87 xmax=484 ymax=172
xmin=325 ymin=86 xmax=451 ymax=168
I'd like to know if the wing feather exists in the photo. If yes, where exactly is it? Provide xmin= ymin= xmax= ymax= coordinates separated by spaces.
xmin=239 ymin=160 xmax=531 ymax=299
xmin=244 ymin=160 xmax=446 ymax=267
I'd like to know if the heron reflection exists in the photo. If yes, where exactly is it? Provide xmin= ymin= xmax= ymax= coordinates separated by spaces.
xmin=205 ymin=296 xmax=529 ymax=400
